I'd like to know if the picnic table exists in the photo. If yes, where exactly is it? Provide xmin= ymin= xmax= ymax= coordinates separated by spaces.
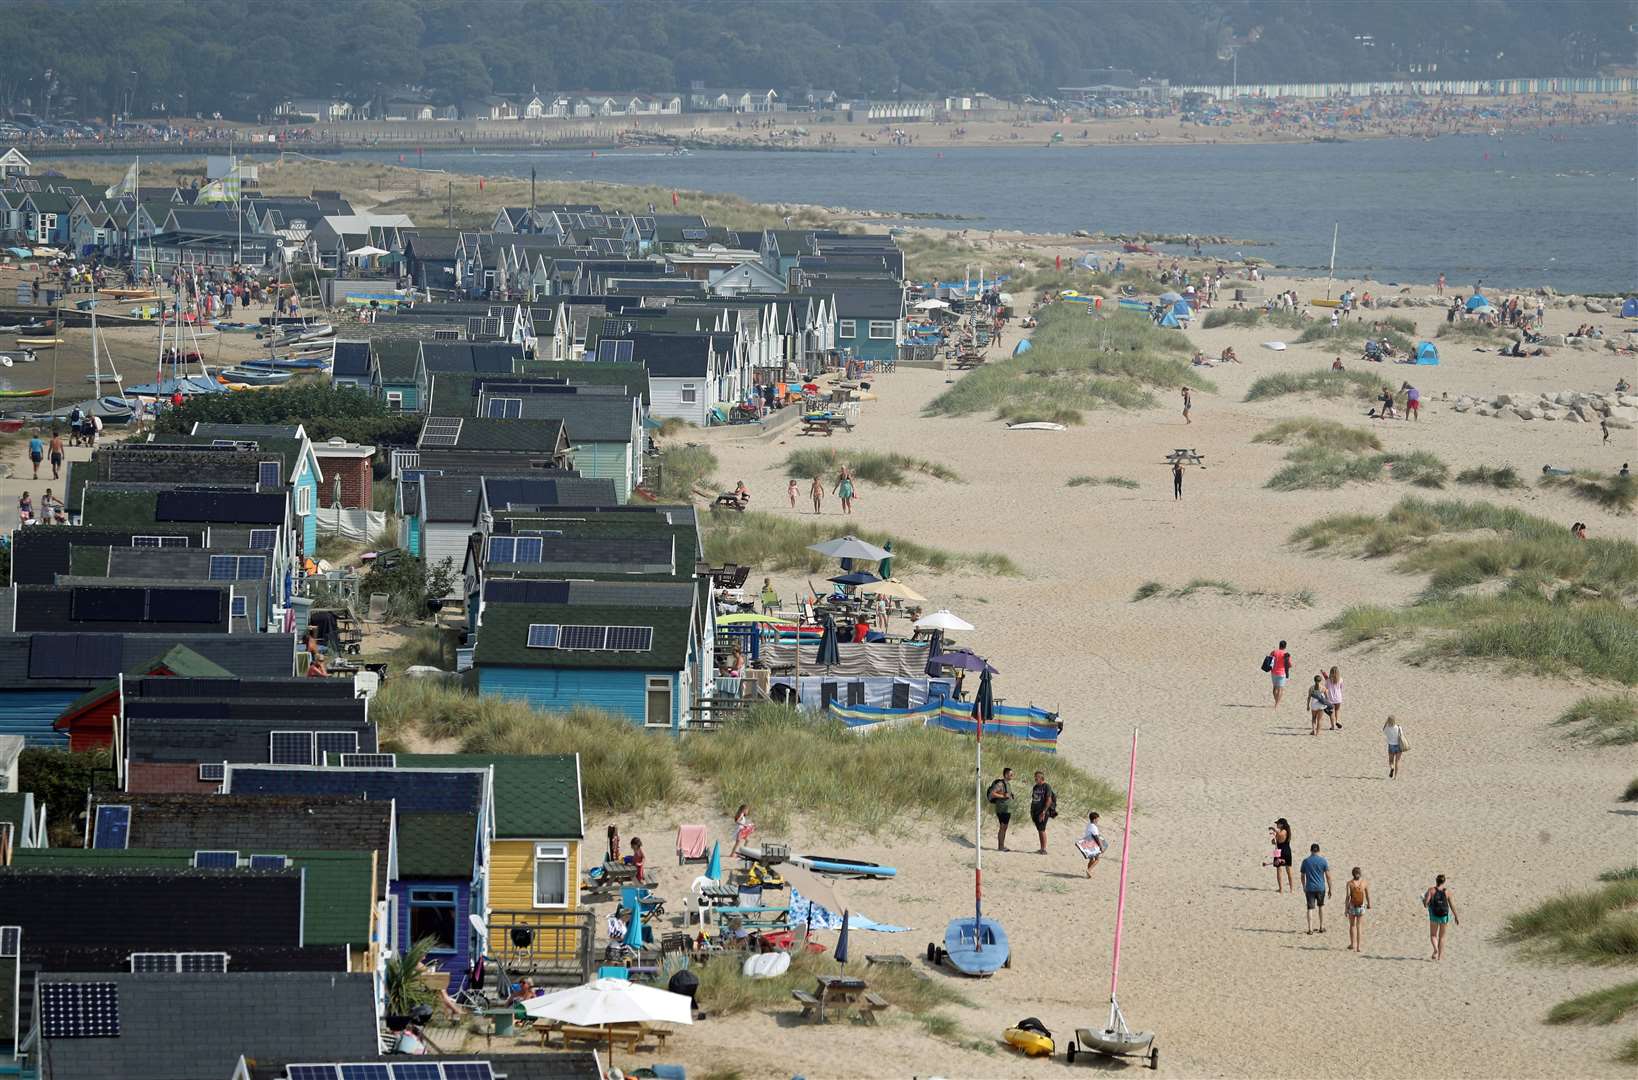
xmin=792 ymin=975 xmax=889 ymax=1024
xmin=1166 ymin=448 xmax=1206 ymax=466
xmin=543 ymin=1021 xmax=670 ymax=1052
xmin=800 ymin=416 xmax=836 ymax=437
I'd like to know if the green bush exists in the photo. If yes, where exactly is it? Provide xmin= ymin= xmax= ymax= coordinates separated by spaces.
xmin=925 ymin=307 xmax=1208 ymax=425
xmin=360 ymin=553 xmax=455 ymax=624
xmin=1456 ymin=464 xmax=1525 ymax=490
xmin=1625 ymin=777 xmax=1638 ymax=802
xmin=1244 ymin=368 xmax=1385 ymax=402
xmin=1555 ymin=695 xmax=1638 ymax=746
xmin=152 ymin=383 xmax=422 ymax=446
xmin=781 ymin=448 xmax=957 ymax=486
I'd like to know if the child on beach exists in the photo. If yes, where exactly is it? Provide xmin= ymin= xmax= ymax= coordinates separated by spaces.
xmin=1383 ymin=716 xmax=1406 ymax=778
xmin=788 ymin=478 xmax=798 ymax=509
xmin=730 ymin=804 xmax=753 ymax=856
xmin=1076 ymin=811 xmax=1105 ymax=877
xmin=809 ymin=476 xmax=824 ymax=514
xmin=1180 ymin=385 xmax=1192 ymax=424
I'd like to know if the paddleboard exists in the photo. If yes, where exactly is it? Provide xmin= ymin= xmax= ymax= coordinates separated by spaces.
xmin=16 ymin=337 xmax=62 ymax=347
xmin=791 ymin=854 xmax=897 ymax=879
xmin=1007 ymin=422 xmax=1066 ymax=431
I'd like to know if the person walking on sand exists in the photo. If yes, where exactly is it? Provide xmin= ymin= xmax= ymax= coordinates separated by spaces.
xmin=1301 ymin=843 xmax=1332 ymax=935
xmin=27 ymin=433 xmax=43 ymax=480
xmin=47 ymin=430 xmax=63 ymax=480
xmin=1307 ymin=674 xmax=1333 ymax=735
xmin=1345 ymin=867 xmax=1372 ymax=952
xmin=1029 ymin=770 xmax=1056 ymax=854
xmin=1326 ymin=666 xmax=1345 ymax=730
xmin=987 ymin=766 xmax=1015 ymax=851
xmin=1383 ymin=715 xmax=1406 ymax=778
xmin=833 ymin=468 xmax=856 ymax=515
xmin=787 ymin=478 xmax=798 ymax=509
xmin=1172 ymin=460 xmax=1184 ymax=500
xmin=730 ymin=804 xmax=753 ymax=857
xmin=1268 ymin=818 xmax=1295 ymax=893
xmin=1265 ymin=640 xmax=1293 ymax=707
xmin=809 ymin=475 xmax=824 ymax=514
xmin=1602 ymin=418 xmax=1611 ymax=444
xmin=1423 ymin=873 xmax=1458 ymax=960
xmin=1180 ymin=385 xmax=1192 ymax=424
xmin=1076 ymin=811 xmax=1106 ymax=877
xmin=1436 ymin=272 xmax=1445 ymax=297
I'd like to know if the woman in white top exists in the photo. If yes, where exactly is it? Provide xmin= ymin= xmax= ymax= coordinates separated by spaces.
xmin=1076 ymin=811 xmax=1105 ymax=878
xmin=1383 ymin=716 xmax=1406 ymax=779
xmin=1325 ymin=666 xmax=1344 ymax=731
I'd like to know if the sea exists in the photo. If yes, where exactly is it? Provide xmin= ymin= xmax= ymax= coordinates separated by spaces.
xmin=356 ymin=124 xmax=1636 ymax=294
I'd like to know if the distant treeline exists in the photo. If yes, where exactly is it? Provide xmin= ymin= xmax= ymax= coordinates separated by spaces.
xmin=0 ymin=0 xmax=1626 ymax=120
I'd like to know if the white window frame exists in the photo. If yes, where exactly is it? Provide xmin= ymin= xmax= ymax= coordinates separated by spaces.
xmin=838 ymin=319 xmax=857 ymax=339
xmin=532 ymin=843 xmax=570 ymax=909
xmin=868 ymin=320 xmax=896 ymax=340
xmin=679 ymin=383 xmax=698 ymax=404
xmin=645 ymin=675 xmax=673 ymax=729
xmin=294 ymin=485 xmax=312 ymax=515
xmin=385 ymin=391 xmax=404 ymax=411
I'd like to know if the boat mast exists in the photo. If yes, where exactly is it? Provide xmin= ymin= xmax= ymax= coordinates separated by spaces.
xmin=1108 ymin=729 xmax=1138 ymax=1026
xmin=972 ymin=677 xmax=983 ymax=933
xmin=1325 ymin=222 xmax=1338 ymax=300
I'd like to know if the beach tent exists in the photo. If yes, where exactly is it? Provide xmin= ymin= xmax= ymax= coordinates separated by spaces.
xmin=1620 ymin=297 xmax=1638 ymax=318
xmin=1465 ymin=293 xmax=1490 ymax=312
xmin=1172 ymin=299 xmax=1193 ymax=319
xmin=1158 ymin=309 xmax=1182 ymax=329
xmin=1414 ymin=341 xmax=1440 ymax=364
xmin=1012 ymin=338 xmax=1032 ymax=356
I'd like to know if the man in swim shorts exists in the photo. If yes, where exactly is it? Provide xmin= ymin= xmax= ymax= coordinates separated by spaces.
xmin=1300 ymin=843 xmax=1331 ymax=936
xmin=987 ymin=767 xmax=1015 ymax=851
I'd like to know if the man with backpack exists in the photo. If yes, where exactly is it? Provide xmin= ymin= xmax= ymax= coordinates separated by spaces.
xmin=987 ymin=767 xmax=1015 ymax=851
xmin=1263 ymin=640 xmax=1293 ymax=708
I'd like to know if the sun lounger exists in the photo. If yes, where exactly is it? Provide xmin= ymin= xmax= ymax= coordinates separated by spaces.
xmin=676 ymin=824 xmax=709 ymax=864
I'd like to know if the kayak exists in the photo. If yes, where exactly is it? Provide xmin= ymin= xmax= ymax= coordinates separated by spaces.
xmin=1310 ymin=298 xmax=1342 ymax=308
xmin=791 ymin=854 xmax=898 ymax=879
xmin=16 ymin=337 xmax=62 ymax=347
xmin=0 ymin=387 xmax=52 ymax=398
xmin=1004 ymin=1027 xmax=1055 ymax=1057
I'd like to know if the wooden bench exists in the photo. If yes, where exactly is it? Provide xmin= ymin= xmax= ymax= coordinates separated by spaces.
xmin=859 ymin=992 xmax=891 ymax=1025
xmin=791 ymin=989 xmax=823 ymax=1021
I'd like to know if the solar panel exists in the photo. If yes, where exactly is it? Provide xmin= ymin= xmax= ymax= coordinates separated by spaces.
xmin=28 ymin=634 xmax=124 ymax=679
xmin=487 ymin=536 xmax=515 ymax=563
xmin=148 ymin=587 xmax=224 ymax=624
xmin=72 ymin=586 xmax=145 ymax=622
xmin=193 ymin=850 xmax=238 ymax=869
xmin=513 ymin=536 xmax=543 ymax=563
xmin=287 ymin=1068 xmax=342 ymax=1080
xmin=248 ymin=528 xmax=277 ymax=550
xmin=199 ymin=762 xmax=225 ymax=782
xmin=93 ymin=805 xmax=131 ymax=849
xmin=209 ymin=555 xmax=238 ymax=581
xmin=387 ymin=1065 xmax=441 ymax=1080
xmin=558 ymin=624 xmax=607 ymax=650
xmin=0 ymin=926 xmax=21 ymax=958
xmin=316 ymin=731 xmax=359 ymax=756
xmin=270 ymin=731 xmax=315 ymax=765
xmin=420 ymin=417 xmax=464 ymax=448
xmin=605 ymin=625 xmax=654 ymax=652
xmin=525 ymin=623 xmax=559 ymax=649
xmin=39 ymin=982 xmax=120 ymax=1038
xmin=440 ymin=1064 xmax=496 ymax=1080
xmin=484 ymin=397 xmax=521 ymax=419
xmin=249 ymin=855 xmax=288 ymax=870
xmin=130 ymin=953 xmax=178 ymax=973
xmin=231 ymin=596 xmax=248 ymax=618
xmin=179 ymin=952 xmax=228 ymax=973
xmin=340 ymin=752 xmax=396 ymax=768
xmin=258 ymin=460 xmax=282 ymax=487
xmin=339 ymin=1066 xmax=393 ymax=1080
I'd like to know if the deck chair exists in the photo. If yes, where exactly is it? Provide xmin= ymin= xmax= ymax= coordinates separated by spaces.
xmin=675 ymin=824 xmax=709 ymax=865
xmin=363 ymin=592 xmax=389 ymax=623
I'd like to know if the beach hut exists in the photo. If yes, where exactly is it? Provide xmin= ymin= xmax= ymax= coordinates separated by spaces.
xmin=1620 ymin=297 xmax=1638 ymax=318
xmin=1414 ymin=341 xmax=1440 ymax=365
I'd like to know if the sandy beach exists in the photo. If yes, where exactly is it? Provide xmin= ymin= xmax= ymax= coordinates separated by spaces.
xmin=612 ymin=282 xmax=1635 ymax=1078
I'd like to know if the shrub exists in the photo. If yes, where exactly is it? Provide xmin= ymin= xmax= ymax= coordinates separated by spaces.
xmin=1244 ymin=368 xmax=1385 ymax=402
xmin=360 ymin=553 xmax=456 ymax=624
xmin=679 ymin=702 xmax=1116 ymax=833
xmin=781 ymin=448 xmax=958 ymax=486
xmin=1625 ymin=777 xmax=1638 ymax=802
xmin=1457 ymin=464 xmax=1525 ymax=490
xmin=656 ymin=444 xmax=718 ymax=500
xmin=1545 ymin=981 xmax=1638 ymax=1025
xmin=18 ymin=748 xmax=111 ymax=846
xmin=1253 ymin=418 xmax=1383 ymax=453
xmin=1131 ymin=581 xmax=1164 ymax=600
xmin=1539 ymin=472 xmax=1637 ymax=514
xmin=926 ymin=307 xmax=1208 ymax=424
xmin=1555 ymin=696 xmax=1638 ymax=746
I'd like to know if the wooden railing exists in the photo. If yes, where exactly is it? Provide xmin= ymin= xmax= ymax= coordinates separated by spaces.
xmin=486 ymin=909 xmax=595 ymax=985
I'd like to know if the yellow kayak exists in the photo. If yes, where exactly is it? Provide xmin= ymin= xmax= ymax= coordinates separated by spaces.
xmin=1004 ymin=1027 xmax=1055 ymax=1057
xmin=1309 ymin=298 xmax=1342 ymax=308
xmin=16 ymin=336 xmax=63 ymax=347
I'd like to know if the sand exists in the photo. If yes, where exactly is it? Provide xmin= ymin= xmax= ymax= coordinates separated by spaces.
xmin=626 ymin=283 xmax=1636 ymax=1078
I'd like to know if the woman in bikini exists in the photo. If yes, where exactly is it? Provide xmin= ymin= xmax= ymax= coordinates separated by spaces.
xmin=1271 ymin=818 xmax=1294 ymax=894
xmin=1423 ymin=874 xmax=1459 ymax=961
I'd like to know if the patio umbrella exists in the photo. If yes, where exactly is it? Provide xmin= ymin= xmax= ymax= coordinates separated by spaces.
xmin=521 ymin=976 xmax=693 ymax=1062
xmin=624 ymin=894 xmax=646 ymax=951
xmin=915 ymin=609 xmax=974 ymax=632
xmin=913 ymin=298 xmax=950 ymax=310
xmin=1159 ymin=291 xmax=1182 ymax=303
xmin=972 ymin=664 xmax=996 ymax=726
xmin=878 ymin=541 xmax=894 ymax=580
xmin=858 ymin=578 xmax=926 ymax=603
xmin=827 ymin=570 xmax=880 ymax=587
xmin=706 ymin=841 xmax=722 ymax=882
xmin=808 ymin=535 xmax=892 ymax=563
xmin=814 ymin=617 xmax=842 ymax=669
xmin=348 ymin=245 xmax=388 ymax=258
xmin=928 ymin=649 xmax=998 ymax=674
xmin=835 ymin=909 xmax=852 ymax=964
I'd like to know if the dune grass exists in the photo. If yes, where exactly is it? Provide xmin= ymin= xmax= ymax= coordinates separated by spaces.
xmin=925 ymin=307 xmax=1209 ymax=425
xmin=654 ymin=417 xmax=696 ymax=438
xmin=1546 ymin=981 xmax=1638 ymax=1025
xmin=1618 ymin=1038 xmax=1638 ymax=1065
xmin=703 ymin=510 xmax=1019 ymax=576
xmin=781 ymin=448 xmax=958 ymax=486
xmin=1067 ymin=474 xmax=1139 ymax=489
xmin=1604 ymin=868 xmax=1638 ymax=883
xmin=1200 ymin=308 xmax=1308 ymax=331
xmin=656 ymin=443 xmax=718 ymax=500
xmin=1437 ymin=321 xmax=1510 ymax=342
xmin=1626 ymin=778 xmax=1638 ymax=802
xmin=1539 ymin=471 xmax=1637 ymax=514
xmin=1296 ymin=322 xmax=1415 ymax=354
xmin=1266 ymin=446 xmax=1447 ymax=492
xmin=1457 ymin=464 xmax=1526 ymax=490
xmin=1132 ymin=578 xmax=1315 ymax=607
xmin=1501 ymin=878 xmax=1638 ymax=965
xmin=680 ymin=702 xmax=1116 ymax=834
xmin=1244 ymin=368 xmax=1387 ymax=403
xmin=1294 ymin=497 xmax=1638 ymax=684
xmin=1554 ymin=695 xmax=1638 ymax=746
xmin=1253 ymin=418 xmax=1383 ymax=453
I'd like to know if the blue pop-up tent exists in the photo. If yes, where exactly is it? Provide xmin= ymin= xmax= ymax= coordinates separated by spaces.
xmin=1172 ymin=299 xmax=1193 ymax=319
xmin=1158 ymin=309 xmax=1183 ymax=329
xmin=1465 ymin=293 xmax=1490 ymax=312
xmin=1012 ymin=338 xmax=1032 ymax=356
xmin=1620 ymin=297 xmax=1638 ymax=318
xmin=1415 ymin=341 xmax=1440 ymax=364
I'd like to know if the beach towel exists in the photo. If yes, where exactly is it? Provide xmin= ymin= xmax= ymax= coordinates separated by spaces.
xmin=676 ymin=824 xmax=709 ymax=860
xmin=789 ymin=889 xmax=910 ymax=933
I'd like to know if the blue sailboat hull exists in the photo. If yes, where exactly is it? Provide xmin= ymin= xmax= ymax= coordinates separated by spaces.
xmin=936 ymin=915 xmax=1009 ymax=975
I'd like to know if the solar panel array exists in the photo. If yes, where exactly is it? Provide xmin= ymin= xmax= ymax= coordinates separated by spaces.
xmin=93 ymin=805 xmax=131 ymax=850
xmin=270 ymin=731 xmax=316 ymax=765
xmin=595 ymin=338 xmax=635 ymax=362
xmin=340 ymin=752 xmax=396 ymax=768
xmin=420 ymin=417 xmax=464 ymax=448
xmin=285 ymin=1064 xmax=493 ymax=1080
xmin=193 ymin=850 xmax=238 ymax=869
xmin=554 ymin=624 xmax=654 ymax=652
xmin=248 ymin=855 xmax=289 ymax=870
xmin=130 ymin=952 xmax=231 ymax=974
xmin=131 ymin=535 xmax=190 ymax=548
xmin=486 ymin=535 xmax=544 ymax=564
xmin=484 ymin=397 xmax=522 ymax=419
xmin=210 ymin=555 xmax=267 ymax=581
xmin=39 ymin=982 xmax=120 ymax=1038
xmin=315 ymin=731 xmax=360 ymax=756
xmin=179 ymin=951 xmax=229 ymax=973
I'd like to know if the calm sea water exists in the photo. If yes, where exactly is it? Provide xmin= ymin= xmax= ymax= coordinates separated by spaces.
xmin=369 ymin=125 xmax=1636 ymax=294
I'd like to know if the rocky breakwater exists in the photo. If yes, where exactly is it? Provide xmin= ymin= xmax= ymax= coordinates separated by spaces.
xmin=1452 ymin=391 xmax=1638 ymax=425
